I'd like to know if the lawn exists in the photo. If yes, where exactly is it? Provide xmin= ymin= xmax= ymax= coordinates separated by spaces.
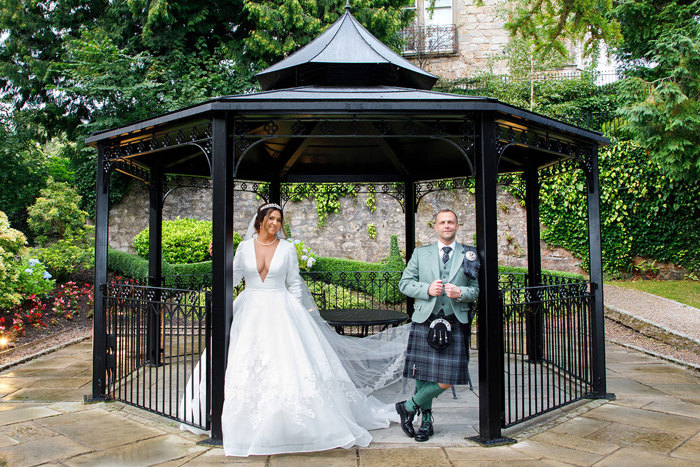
xmin=610 ymin=280 xmax=700 ymax=309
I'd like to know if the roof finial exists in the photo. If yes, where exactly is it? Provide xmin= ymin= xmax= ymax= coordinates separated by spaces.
xmin=345 ymin=0 xmax=351 ymax=12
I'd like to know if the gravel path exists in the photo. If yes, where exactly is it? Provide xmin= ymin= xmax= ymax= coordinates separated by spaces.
xmin=604 ymin=284 xmax=700 ymax=340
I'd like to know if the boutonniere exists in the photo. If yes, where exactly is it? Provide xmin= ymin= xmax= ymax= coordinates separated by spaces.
xmin=465 ymin=250 xmax=478 ymax=262
xmin=462 ymin=247 xmax=481 ymax=280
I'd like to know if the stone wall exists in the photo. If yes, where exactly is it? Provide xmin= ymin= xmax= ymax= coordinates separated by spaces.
xmin=420 ymin=0 xmax=510 ymax=79
xmin=108 ymin=181 xmax=585 ymax=275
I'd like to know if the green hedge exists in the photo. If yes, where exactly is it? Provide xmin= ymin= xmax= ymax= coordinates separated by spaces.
xmin=310 ymin=235 xmax=406 ymax=303
xmin=133 ymin=218 xmax=242 ymax=264
xmin=108 ymin=247 xmax=212 ymax=289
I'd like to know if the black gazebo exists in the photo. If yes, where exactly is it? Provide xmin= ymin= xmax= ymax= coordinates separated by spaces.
xmin=87 ymin=5 xmax=610 ymax=445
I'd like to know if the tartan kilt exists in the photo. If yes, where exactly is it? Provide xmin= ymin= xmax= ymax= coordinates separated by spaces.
xmin=402 ymin=319 xmax=469 ymax=385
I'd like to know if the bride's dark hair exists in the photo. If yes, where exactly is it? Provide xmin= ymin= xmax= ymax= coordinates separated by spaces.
xmin=254 ymin=204 xmax=285 ymax=235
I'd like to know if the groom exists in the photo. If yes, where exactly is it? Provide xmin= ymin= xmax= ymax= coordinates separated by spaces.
xmin=396 ymin=209 xmax=479 ymax=442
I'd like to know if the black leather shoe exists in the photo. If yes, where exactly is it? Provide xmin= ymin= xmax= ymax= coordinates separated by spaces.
xmin=395 ymin=400 xmax=416 ymax=437
xmin=414 ymin=409 xmax=434 ymax=442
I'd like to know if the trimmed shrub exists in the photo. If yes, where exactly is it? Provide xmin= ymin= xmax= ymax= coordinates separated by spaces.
xmin=108 ymin=248 xmax=151 ymax=281
xmin=133 ymin=219 xmax=242 ymax=264
xmin=310 ymin=235 xmax=405 ymax=304
xmin=108 ymin=247 xmax=212 ymax=289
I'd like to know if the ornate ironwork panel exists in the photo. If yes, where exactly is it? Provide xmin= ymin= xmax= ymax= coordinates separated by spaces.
xmin=103 ymin=282 xmax=211 ymax=431
xmin=499 ymin=281 xmax=593 ymax=427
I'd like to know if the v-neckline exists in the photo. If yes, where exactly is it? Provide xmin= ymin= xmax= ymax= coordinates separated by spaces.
xmin=253 ymin=238 xmax=281 ymax=283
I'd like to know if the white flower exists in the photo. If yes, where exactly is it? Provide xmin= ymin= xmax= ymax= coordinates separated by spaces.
xmin=293 ymin=240 xmax=301 ymax=245
xmin=301 ymin=255 xmax=308 ymax=261
xmin=43 ymin=271 xmax=52 ymax=280
xmin=307 ymin=258 xmax=315 ymax=268
xmin=28 ymin=258 xmax=40 ymax=267
xmin=24 ymin=268 xmax=33 ymax=274
xmin=302 ymin=248 xmax=308 ymax=253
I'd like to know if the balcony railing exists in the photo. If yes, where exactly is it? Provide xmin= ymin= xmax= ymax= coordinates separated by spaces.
xmin=399 ymin=24 xmax=457 ymax=56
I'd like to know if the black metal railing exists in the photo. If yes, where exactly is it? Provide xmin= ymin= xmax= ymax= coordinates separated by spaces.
xmin=301 ymin=270 xmax=406 ymax=311
xmin=103 ymin=282 xmax=211 ymax=431
xmin=499 ymin=281 xmax=592 ymax=427
xmin=398 ymin=24 xmax=457 ymax=56
xmin=101 ymin=270 xmax=591 ymax=430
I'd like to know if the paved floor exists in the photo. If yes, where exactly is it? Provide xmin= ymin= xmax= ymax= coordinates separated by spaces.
xmin=1 ymin=338 xmax=699 ymax=466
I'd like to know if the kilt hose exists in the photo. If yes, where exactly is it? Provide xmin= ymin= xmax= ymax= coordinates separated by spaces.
xmin=402 ymin=314 xmax=469 ymax=385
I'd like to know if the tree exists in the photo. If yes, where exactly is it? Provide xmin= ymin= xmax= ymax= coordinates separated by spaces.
xmin=490 ymin=0 xmax=621 ymax=59
xmin=614 ymin=0 xmax=700 ymax=182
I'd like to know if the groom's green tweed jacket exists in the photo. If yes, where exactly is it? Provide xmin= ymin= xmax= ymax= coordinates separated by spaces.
xmin=399 ymin=243 xmax=479 ymax=324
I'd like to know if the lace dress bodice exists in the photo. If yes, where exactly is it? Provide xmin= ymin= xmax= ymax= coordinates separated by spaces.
xmin=234 ymin=239 xmax=304 ymax=300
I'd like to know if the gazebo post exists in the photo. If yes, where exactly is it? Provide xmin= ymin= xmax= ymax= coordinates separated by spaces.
xmin=524 ymin=164 xmax=543 ymax=361
xmin=585 ymin=147 xmax=609 ymax=398
xmin=90 ymin=144 xmax=109 ymax=401
xmin=208 ymin=113 xmax=235 ymax=443
xmin=473 ymin=116 xmax=512 ymax=445
xmin=269 ymin=179 xmax=281 ymax=204
xmin=404 ymin=180 xmax=416 ymax=317
xmin=147 ymin=163 xmax=163 ymax=366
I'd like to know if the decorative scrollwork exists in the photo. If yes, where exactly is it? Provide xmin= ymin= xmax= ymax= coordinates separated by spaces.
xmin=375 ymin=121 xmax=390 ymax=135
xmin=291 ymin=120 xmax=307 ymax=135
xmin=403 ymin=120 xmax=416 ymax=136
xmin=263 ymin=121 xmax=279 ymax=136
xmin=349 ymin=119 xmax=361 ymax=136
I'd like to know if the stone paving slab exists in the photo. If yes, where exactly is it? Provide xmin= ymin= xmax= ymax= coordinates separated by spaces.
xmin=0 ymin=406 xmax=61 ymax=426
xmin=582 ymin=403 xmax=700 ymax=438
xmin=593 ymin=446 xmax=699 ymax=466
xmin=358 ymin=446 xmax=449 ymax=466
xmin=671 ymin=432 xmax=700 ymax=462
xmin=0 ymin=433 xmax=93 ymax=466
xmin=511 ymin=439 xmax=606 ymax=466
xmin=63 ymin=434 xmax=208 ymax=466
xmin=39 ymin=408 xmax=167 ymax=451
xmin=1 ymin=338 xmax=700 ymax=466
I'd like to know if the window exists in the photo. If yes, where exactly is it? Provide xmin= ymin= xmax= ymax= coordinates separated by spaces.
xmin=400 ymin=0 xmax=456 ymax=57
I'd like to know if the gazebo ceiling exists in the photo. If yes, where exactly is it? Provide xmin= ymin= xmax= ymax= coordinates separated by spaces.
xmin=86 ymin=9 xmax=608 ymax=184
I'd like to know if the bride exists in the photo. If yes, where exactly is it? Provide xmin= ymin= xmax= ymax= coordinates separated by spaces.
xmin=180 ymin=203 xmax=409 ymax=457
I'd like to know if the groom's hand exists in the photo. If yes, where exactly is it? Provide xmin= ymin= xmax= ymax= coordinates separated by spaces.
xmin=444 ymin=283 xmax=461 ymax=299
xmin=428 ymin=279 xmax=444 ymax=297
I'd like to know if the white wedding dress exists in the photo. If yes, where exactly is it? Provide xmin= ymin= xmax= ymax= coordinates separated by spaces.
xmin=180 ymin=238 xmax=407 ymax=457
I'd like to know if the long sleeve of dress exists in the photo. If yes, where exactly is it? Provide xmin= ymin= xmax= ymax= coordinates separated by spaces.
xmin=232 ymin=241 xmax=244 ymax=288
xmin=284 ymin=243 xmax=304 ymax=303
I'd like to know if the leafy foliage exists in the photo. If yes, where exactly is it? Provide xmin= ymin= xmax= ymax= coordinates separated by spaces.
xmin=436 ymin=72 xmax=619 ymax=130
xmin=0 ymin=211 xmax=28 ymax=308
xmin=538 ymin=140 xmax=700 ymax=276
xmin=36 ymin=239 xmax=94 ymax=282
xmin=615 ymin=3 xmax=700 ymax=182
xmin=27 ymin=177 xmax=90 ymax=245
xmin=491 ymin=0 xmax=620 ymax=60
xmin=133 ymin=218 xmax=242 ymax=264
xmin=311 ymin=235 xmax=406 ymax=303
xmin=26 ymin=178 xmax=95 ymax=280
xmin=15 ymin=257 xmax=55 ymax=298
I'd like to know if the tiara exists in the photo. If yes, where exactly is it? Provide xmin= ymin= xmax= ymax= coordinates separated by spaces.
xmin=260 ymin=203 xmax=282 ymax=211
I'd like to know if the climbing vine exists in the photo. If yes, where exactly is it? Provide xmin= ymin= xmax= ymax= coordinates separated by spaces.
xmin=365 ymin=184 xmax=376 ymax=212
xmin=537 ymin=140 xmax=700 ymax=276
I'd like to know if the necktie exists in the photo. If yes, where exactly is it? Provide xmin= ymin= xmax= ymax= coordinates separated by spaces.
xmin=442 ymin=246 xmax=452 ymax=264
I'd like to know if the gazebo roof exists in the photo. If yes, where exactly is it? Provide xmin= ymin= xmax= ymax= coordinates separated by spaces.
xmin=85 ymin=6 xmax=608 ymax=184
xmin=255 ymin=5 xmax=438 ymax=91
